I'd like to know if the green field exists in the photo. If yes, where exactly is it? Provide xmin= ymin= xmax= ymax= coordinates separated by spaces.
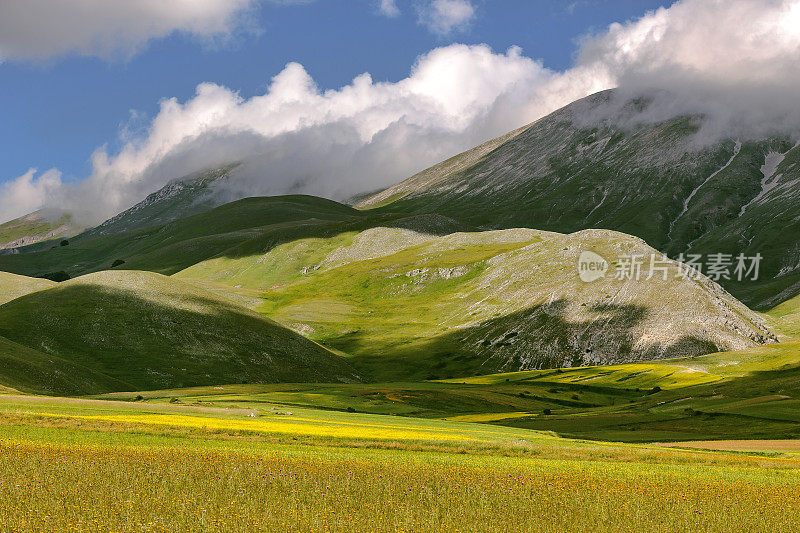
xmin=1 ymin=394 xmax=799 ymax=532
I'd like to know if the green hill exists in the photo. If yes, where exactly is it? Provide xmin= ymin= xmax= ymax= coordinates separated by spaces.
xmin=0 ymin=335 xmax=128 ymax=395
xmin=0 ymin=271 xmax=55 ymax=305
xmin=767 ymin=292 xmax=800 ymax=337
xmin=0 ymin=270 xmax=358 ymax=393
xmin=178 ymin=224 xmax=775 ymax=381
xmin=357 ymin=90 xmax=800 ymax=309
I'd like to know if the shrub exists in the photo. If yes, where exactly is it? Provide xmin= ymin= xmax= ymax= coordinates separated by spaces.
xmin=542 ymin=409 xmax=552 ymax=415
xmin=111 ymin=259 xmax=126 ymax=268
xmin=60 ymin=240 xmax=69 ymax=246
xmin=346 ymin=407 xmax=356 ymax=413
xmin=37 ymin=271 xmax=70 ymax=282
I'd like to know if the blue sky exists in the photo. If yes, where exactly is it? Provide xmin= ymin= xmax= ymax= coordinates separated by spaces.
xmin=0 ymin=0 xmax=669 ymax=188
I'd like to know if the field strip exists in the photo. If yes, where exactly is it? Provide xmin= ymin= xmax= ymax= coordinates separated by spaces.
xmin=657 ymin=440 xmax=800 ymax=453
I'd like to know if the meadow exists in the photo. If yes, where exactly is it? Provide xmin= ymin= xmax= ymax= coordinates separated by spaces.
xmin=1 ymin=394 xmax=800 ymax=532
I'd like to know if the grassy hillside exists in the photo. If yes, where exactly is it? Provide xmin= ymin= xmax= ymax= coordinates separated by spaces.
xmin=767 ymin=292 xmax=800 ymax=337
xmin=0 ymin=336 xmax=127 ymax=395
xmin=179 ymin=224 xmax=774 ymax=381
xmin=0 ymin=270 xmax=358 ymax=393
xmin=1 ymin=190 xmax=781 ymax=386
xmin=0 ymin=271 xmax=54 ymax=305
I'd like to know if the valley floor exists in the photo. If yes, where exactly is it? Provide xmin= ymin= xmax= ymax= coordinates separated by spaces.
xmin=1 ymin=392 xmax=800 ymax=532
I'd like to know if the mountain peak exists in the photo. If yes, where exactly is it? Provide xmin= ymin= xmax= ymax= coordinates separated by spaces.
xmin=81 ymin=165 xmax=237 ymax=239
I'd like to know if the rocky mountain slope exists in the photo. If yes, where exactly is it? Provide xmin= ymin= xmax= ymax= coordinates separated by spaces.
xmin=80 ymin=165 xmax=237 ymax=239
xmin=358 ymin=90 xmax=800 ymax=309
xmin=0 ymin=210 xmax=83 ymax=252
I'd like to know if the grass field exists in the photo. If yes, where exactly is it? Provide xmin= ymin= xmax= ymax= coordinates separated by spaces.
xmin=76 ymin=336 xmax=798 ymax=444
xmin=1 ymin=394 xmax=799 ymax=532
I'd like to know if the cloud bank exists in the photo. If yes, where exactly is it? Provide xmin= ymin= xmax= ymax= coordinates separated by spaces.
xmin=3 ymin=0 xmax=800 ymax=226
xmin=0 ymin=0 xmax=258 ymax=61
xmin=0 ymin=169 xmax=63 ymax=223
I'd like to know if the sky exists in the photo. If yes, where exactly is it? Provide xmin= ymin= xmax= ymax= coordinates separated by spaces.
xmin=1 ymin=0 xmax=799 ymax=225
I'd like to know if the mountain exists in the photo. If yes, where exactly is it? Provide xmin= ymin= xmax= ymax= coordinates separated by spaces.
xmin=357 ymin=90 xmax=800 ymax=310
xmin=177 ymin=223 xmax=775 ymax=381
xmin=0 ymin=195 xmax=364 ymax=279
xmin=0 ymin=270 xmax=359 ymax=393
xmin=0 ymin=166 xmax=234 ymax=257
xmin=0 ymin=209 xmax=83 ymax=252
xmin=79 ymin=166 xmax=237 ymax=239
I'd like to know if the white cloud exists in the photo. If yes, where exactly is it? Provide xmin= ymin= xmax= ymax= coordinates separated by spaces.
xmin=53 ymin=43 xmax=600 ymax=225
xmin=379 ymin=0 xmax=401 ymax=18
xmin=4 ymin=0 xmax=800 ymax=225
xmin=418 ymin=0 xmax=476 ymax=36
xmin=0 ymin=0 xmax=258 ymax=61
xmin=576 ymin=0 xmax=800 ymax=140
xmin=0 ymin=169 xmax=62 ymax=222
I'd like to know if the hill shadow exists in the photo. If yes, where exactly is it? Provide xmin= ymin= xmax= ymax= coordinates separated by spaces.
xmin=0 ymin=281 xmax=359 ymax=395
xmin=335 ymin=299 xmax=718 ymax=382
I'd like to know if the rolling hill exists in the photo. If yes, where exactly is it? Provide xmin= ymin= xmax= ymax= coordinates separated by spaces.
xmin=0 ymin=271 xmax=55 ymax=305
xmin=0 ymin=183 xmax=781 ymax=383
xmin=177 ymin=223 xmax=775 ymax=381
xmin=0 ymin=270 xmax=358 ymax=393
xmin=357 ymin=90 xmax=800 ymax=309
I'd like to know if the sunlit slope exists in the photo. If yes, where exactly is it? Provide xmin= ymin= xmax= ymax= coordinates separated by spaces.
xmin=767 ymin=292 xmax=800 ymax=337
xmin=0 ymin=271 xmax=55 ymax=305
xmin=181 ymin=225 xmax=774 ymax=380
xmin=0 ymin=270 xmax=358 ymax=393
xmin=175 ymin=213 xmax=471 ymax=290
xmin=0 ymin=195 xmax=363 ymax=279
